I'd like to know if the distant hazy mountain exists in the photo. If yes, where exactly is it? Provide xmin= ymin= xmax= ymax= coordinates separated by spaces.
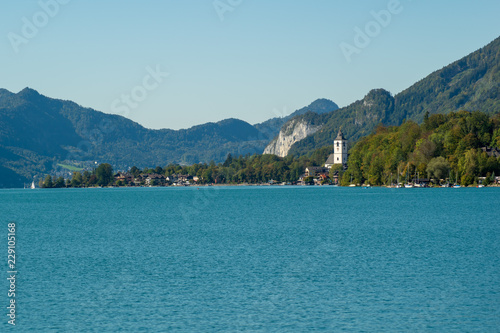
xmin=269 ymin=35 xmax=500 ymax=156
xmin=0 ymin=89 xmax=337 ymax=187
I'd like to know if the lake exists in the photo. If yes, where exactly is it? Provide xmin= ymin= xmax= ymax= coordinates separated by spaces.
xmin=1 ymin=186 xmax=499 ymax=331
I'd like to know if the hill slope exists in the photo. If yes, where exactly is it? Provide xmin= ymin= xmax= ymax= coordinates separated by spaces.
xmin=341 ymin=111 xmax=500 ymax=186
xmin=276 ymin=36 xmax=500 ymax=156
xmin=0 ymin=89 xmax=337 ymax=187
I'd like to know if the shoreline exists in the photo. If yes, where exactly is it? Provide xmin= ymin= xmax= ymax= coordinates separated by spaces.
xmin=18 ymin=183 xmax=500 ymax=189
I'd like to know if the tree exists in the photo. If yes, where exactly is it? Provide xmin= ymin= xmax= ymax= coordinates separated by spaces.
xmin=130 ymin=166 xmax=140 ymax=177
xmin=82 ymin=170 xmax=91 ymax=185
xmin=154 ymin=166 xmax=163 ymax=174
xmin=426 ymin=157 xmax=450 ymax=182
xmin=303 ymin=176 xmax=314 ymax=185
xmin=88 ymin=174 xmax=97 ymax=185
xmin=43 ymin=175 xmax=53 ymax=188
xmin=53 ymin=176 xmax=65 ymax=188
xmin=423 ymin=111 xmax=430 ymax=130
xmin=96 ymin=163 xmax=113 ymax=186
xmin=223 ymin=153 xmax=233 ymax=167
xmin=71 ymin=172 xmax=82 ymax=187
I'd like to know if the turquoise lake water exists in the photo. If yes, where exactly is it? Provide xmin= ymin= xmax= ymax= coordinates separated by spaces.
xmin=0 ymin=186 xmax=499 ymax=332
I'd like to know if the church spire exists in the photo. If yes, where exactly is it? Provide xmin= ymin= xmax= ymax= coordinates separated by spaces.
xmin=335 ymin=128 xmax=345 ymax=141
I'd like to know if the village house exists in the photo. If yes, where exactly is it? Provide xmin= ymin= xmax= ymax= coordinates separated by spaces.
xmin=305 ymin=166 xmax=329 ymax=177
xmin=133 ymin=174 xmax=148 ymax=185
xmin=330 ymin=170 xmax=340 ymax=184
xmin=177 ymin=174 xmax=192 ymax=182
xmin=145 ymin=174 xmax=166 ymax=186
xmin=481 ymin=146 xmax=500 ymax=158
xmin=166 ymin=174 xmax=178 ymax=182
xmin=114 ymin=172 xmax=133 ymax=184
xmin=166 ymin=173 xmax=192 ymax=186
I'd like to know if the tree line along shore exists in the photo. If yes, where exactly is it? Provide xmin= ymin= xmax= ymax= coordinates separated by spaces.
xmin=39 ymin=111 xmax=500 ymax=188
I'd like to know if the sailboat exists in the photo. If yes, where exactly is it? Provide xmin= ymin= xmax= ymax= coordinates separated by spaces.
xmin=453 ymin=171 xmax=461 ymax=188
xmin=395 ymin=167 xmax=401 ymax=188
xmin=442 ymin=170 xmax=450 ymax=187
xmin=349 ymin=174 xmax=356 ymax=187
xmin=404 ymin=163 xmax=413 ymax=188
xmin=31 ymin=180 xmax=36 ymax=189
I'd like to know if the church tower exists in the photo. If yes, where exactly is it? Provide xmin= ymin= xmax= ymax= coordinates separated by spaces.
xmin=324 ymin=128 xmax=348 ymax=168
xmin=333 ymin=129 xmax=347 ymax=165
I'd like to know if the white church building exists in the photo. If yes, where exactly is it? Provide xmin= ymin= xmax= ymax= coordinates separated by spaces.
xmin=324 ymin=129 xmax=348 ymax=168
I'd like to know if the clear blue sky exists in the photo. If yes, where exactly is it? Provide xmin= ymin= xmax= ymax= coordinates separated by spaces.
xmin=1 ymin=0 xmax=499 ymax=130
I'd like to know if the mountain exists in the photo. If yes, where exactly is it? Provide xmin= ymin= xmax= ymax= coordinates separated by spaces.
xmin=267 ymin=35 xmax=500 ymax=156
xmin=265 ymin=89 xmax=392 ymax=156
xmin=253 ymin=99 xmax=338 ymax=141
xmin=0 ymin=89 xmax=337 ymax=187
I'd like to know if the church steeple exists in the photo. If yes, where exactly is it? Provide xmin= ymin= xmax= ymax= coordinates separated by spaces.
xmin=333 ymin=127 xmax=347 ymax=165
xmin=335 ymin=128 xmax=345 ymax=141
xmin=324 ymin=128 xmax=348 ymax=168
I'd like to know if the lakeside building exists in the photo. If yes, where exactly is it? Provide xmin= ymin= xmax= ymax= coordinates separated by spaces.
xmin=301 ymin=128 xmax=348 ymax=185
xmin=325 ymin=129 xmax=348 ymax=169
xmin=481 ymin=146 xmax=500 ymax=158
xmin=305 ymin=167 xmax=329 ymax=177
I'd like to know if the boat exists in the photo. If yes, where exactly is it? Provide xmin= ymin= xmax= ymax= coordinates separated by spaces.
xmin=442 ymin=170 xmax=451 ymax=187
xmin=349 ymin=174 xmax=356 ymax=187
xmin=31 ymin=180 xmax=35 ymax=189
xmin=404 ymin=163 xmax=413 ymax=188
xmin=395 ymin=167 xmax=402 ymax=188
xmin=453 ymin=171 xmax=460 ymax=188
xmin=414 ymin=172 xmax=422 ymax=187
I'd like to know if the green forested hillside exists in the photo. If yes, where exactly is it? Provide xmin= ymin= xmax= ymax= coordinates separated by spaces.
xmin=288 ymin=36 xmax=500 ymax=156
xmin=341 ymin=111 xmax=500 ymax=186
xmin=0 ymin=88 xmax=269 ymax=187
xmin=0 ymin=88 xmax=336 ymax=187
xmin=288 ymin=89 xmax=395 ymax=155
xmin=394 ymin=36 xmax=500 ymax=123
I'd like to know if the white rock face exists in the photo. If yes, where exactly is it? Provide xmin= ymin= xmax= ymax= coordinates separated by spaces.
xmin=263 ymin=119 xmax=322 ymax=157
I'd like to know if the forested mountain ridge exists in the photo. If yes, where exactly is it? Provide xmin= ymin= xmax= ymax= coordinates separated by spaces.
xmin=0 ymin=88 xmax=337 ymax=187
xmin=283 ymin=36 xmax=500 ymax=156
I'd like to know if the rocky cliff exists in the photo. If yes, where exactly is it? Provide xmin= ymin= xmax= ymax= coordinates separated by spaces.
xmin=263 ymin=118 xmax=322 ymax=157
